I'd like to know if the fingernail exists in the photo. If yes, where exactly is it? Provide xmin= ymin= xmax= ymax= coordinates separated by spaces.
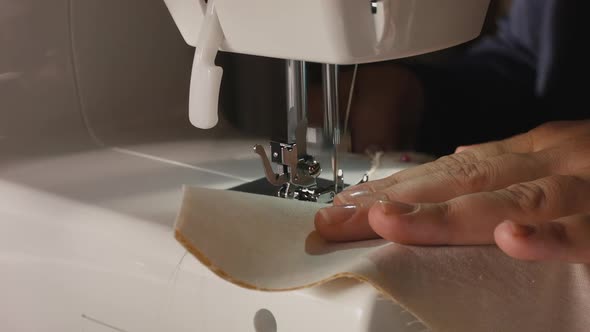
xmin=335 ymin=190 xmax=388 ymax=205
xmin=317 ymin=205 xmax=357 ymax=225
xmin=335 ymin=189 xmax=372 ymax=204
xmin=377 ymin=200 xmax=416 ymax=216
xmin=508 ymin=221 xmax=536 ymax=237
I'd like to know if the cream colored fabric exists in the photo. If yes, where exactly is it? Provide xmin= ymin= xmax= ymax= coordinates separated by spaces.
xmin=175 ymin=186 xmax=590 ymax=332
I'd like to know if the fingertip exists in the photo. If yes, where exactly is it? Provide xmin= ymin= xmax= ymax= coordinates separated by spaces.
xmin=313 ymin=206 xmax=349 ymax=241
xmin=367 ymin=201 xmax=414 ymax=243
xmin=314 ymin=213 xmax=329 ymax=239
xmin=494 ymin=221 xmax=551 ymax=262
xmin=494 ymin=221 xmax=528 ymax=259
xmin=314 ymin=206 xmax=379 ymax=242
xmin=313 ymin=208 xmax=329 ymax=229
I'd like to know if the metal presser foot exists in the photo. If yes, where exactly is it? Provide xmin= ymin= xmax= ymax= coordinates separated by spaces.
xmin=228 ymin=141 xmax=369 ymax=203
xmin=251 ymin=142 xmax=343 ymax=203
xmin=228 ymin=61 xmax=368 ymax=203
xmin=226 ymin=144 xmax=344 ymax=203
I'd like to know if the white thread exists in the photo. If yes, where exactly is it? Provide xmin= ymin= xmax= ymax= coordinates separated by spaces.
xmin=366 ymin=150 xmax=384 ymax=179
xmin=343 ymin=64 xmax=359 ymax=139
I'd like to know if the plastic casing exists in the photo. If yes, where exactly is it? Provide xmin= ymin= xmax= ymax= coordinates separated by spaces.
xmin=164 ymin=0 xmax=491 ymax=64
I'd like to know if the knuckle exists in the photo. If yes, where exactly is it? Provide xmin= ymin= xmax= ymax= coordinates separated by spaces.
xmin=528 ymin=121 xmax=568 ymax=150
xmin=531 ymin=121 xmax=568 ymax=137
xmin=383 ymin=173 xmax=401 ymax=187
xmin=504 ymin=182 xmax=550 ymax=213
xmin=503 ymin=175 xmax=580 ymax=214
xmin=446 ymin=161 xmax=495 ymax=191
xmin=435 ymin=152 xmax=479 ymax=170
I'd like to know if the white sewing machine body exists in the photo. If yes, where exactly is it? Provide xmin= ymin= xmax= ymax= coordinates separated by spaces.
xmin=1 ymin=0 xmax=488 ymax=331
xmin=164 ymin=0 xmax=491 ymax=129
xmin=165 ymin=0 xmax=490 ymax=63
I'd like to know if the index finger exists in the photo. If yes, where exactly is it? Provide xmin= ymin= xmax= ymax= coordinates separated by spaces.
xmin=335 ymin=132 xmax=534 ymax=204
xmin=368 ymin=172 xmax=590 ymax=245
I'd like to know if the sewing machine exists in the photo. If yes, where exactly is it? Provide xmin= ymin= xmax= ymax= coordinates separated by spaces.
xmin=0 ymin=1 xmax=490 ymax=331
xmin=164 ymin=0 xmax=491 ymax=202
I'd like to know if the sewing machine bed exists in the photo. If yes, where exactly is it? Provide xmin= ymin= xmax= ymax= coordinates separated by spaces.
xmin=0 ymin=138 xmax=426 ymax=332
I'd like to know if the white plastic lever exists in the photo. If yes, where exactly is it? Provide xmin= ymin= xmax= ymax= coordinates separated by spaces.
xmin=189 ymin=0 xmax=224 ymax=129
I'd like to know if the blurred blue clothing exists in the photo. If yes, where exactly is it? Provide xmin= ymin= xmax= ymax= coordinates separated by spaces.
xmin=413 ymin=0 xmax=586 ymax=156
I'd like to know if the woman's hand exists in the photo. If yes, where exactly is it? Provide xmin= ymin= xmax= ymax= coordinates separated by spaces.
xmin=315 ymin=120 xmax=590 ymax=263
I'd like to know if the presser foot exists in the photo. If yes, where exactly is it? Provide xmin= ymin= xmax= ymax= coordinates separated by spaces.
xmin=250 ymin=143 xmax=369 ymax=203
xmin=284 ymin=170 xmax=368 ymax=203
xmin=228 ymin=177 xmax=339 ymax=202
xmin=228 ymin=171 xmax=369 ymax=203
xmin=277 ymin=178 xmax=340 ymax=203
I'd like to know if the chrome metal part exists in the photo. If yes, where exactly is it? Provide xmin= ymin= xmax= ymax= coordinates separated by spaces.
xmin=252 ymin=61 xmax=348 ymax=202
xmin=253 ymin=145 xmax=289 ymax=187
xmin=322 ymin=63 xmax=343 ymax=194
xmin=286 ymin=59 xmax=308 ymax=158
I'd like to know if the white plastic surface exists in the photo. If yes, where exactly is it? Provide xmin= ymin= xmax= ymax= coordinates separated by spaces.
xmin=0 ymin=145 xmax=426 ymax=332
xmin=189 ymin=64 xmax=222 ymax=129
xmin=164 ymin=0 xmax=490 ymax=130
xmin=165 ymin=0 xmax=491 ymax=64
xmin=162 ymin=0 xmax=205 ymax=46
xmin=189 ymin=0 xmax=224 ymax=129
